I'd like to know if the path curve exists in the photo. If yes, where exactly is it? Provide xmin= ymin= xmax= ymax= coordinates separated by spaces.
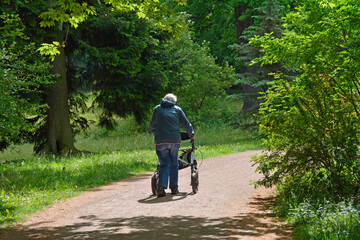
xmin=1 ymin=150 xmax=291 ymax=240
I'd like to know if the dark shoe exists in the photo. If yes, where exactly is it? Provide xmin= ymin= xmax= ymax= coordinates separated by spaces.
xmin=156 ymin=185 xmax=166 ymax=197
xmin=171 ymin=188 xmax=179 ymax=195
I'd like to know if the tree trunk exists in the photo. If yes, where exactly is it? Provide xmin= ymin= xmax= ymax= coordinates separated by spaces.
xmin=43 ymin=27 xmax=78 ymax=155
xmin=235 ymin=5 xmax=260 ymax=113
xmin=240 ymin=84 xmax=260 ymax=113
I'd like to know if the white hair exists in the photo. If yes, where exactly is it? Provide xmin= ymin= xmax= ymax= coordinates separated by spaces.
xmin=163 ymin=93 xmax=177 ymax=103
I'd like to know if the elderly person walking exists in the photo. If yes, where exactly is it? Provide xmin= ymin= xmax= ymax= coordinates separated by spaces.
xmin=150 ymin=93 xmax=194 ymax=197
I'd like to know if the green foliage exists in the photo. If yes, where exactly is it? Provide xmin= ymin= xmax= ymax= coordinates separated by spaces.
xmin=233 ymin=0 xmax=286 ymax=88
xmin=181 ymin=0 xmax=295 ymax=67
xmin=69 ymin=15 xmax=236 ymax=127
xmin=69 ymin=12 xmax=172 ymax=125
xmin=288 ymin=199 xmax=360 ymax=240
xmin=38 ymin=0 xmax=186 ymax=29
xmin=39 ymin=0 xmax=96 ymax=28
xmin=179 ymin=0 xmax=237 ymax=65
xmin=164 ymin=32 xmax=236 ymax=125
xmin=149 ymin=0 xmax=188 ymax=38
xmin=179 ymin=0 xmax=296 ymax=116
xmin=37 ymin=0 xmax=189 ymax=61
xmin=37 ymin=41 xmax=61 ymax=61
xmin=0 ymin=14 xmax=54 ymax=151
xmin=25 ymin=0 xmax=185 ymax=61
xmin=229 ymin=0 xmax=296 ymax=113
xmin=251 ymin=0 xmax=360 ymax=197
xmin=250 ymin=3 xmax=360 ymax=236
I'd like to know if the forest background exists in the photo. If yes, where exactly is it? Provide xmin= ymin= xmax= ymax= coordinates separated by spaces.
xmin=1 ymin=0 xmax=360 ymax=239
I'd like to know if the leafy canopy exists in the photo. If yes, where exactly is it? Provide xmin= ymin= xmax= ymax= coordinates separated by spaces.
xmin=37 ymin=0 xmax=187 ymax=59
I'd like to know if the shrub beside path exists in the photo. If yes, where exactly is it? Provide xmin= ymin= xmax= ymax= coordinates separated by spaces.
xmin=1 ymin=150 xmax=291 ymax=239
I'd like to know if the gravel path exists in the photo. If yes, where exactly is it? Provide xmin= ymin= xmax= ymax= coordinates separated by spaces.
xmin=1 ymin=150 xmax=291 ymax=240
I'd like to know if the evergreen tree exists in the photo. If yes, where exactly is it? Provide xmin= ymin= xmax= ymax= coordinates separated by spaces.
xmin=232 ymin=0 xmax=286 ymax=112
xmin=70 ymin=12 xmax=173 ymax=126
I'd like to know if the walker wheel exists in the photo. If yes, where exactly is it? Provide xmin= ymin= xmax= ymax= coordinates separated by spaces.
xmin=191 ymin=171 xmax=199 ymax=194
xmin=151 ymin=172 xmax=158 ymax=195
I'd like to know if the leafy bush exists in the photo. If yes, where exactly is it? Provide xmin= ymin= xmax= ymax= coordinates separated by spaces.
xmin=0 ymin=14 xmax=54 ymax=150
xmin=250 ymin=1 xmax=360 ymax=238
xmin=251 ymin=0 xmax=360 ymax=198
xmin=164 ymin=31 xmax=236 ymax=126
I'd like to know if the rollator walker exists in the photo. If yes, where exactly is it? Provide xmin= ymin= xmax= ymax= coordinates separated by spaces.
xmin=151 ymin=132 xmax=199 ymax=194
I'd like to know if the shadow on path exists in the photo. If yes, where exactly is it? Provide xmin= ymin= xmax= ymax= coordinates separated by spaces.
xmin=0 ymin=195 xmax=291 ymax=240
xmin=138 ymin=192 xmax=189 ymax=204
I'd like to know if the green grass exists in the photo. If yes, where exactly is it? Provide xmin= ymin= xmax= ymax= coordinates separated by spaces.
xmin=0 ymin=150 xmax=158 ymax=226
xmin=288 ymin=199 xmax=360 ymax=240
xmin=0 ymin=123 xmax=262 ymax=228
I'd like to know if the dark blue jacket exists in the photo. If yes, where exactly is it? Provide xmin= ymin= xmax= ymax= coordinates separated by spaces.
xmin=150 ymin=100 xmax=194 ymax=145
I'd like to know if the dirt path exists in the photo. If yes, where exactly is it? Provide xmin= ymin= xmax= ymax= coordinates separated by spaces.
xmin=1 ymin=150 xmax=291 ymax=240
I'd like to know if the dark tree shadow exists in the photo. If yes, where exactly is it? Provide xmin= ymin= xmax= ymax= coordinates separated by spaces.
xmin=0 ymin=195 xmax=291 ymax=240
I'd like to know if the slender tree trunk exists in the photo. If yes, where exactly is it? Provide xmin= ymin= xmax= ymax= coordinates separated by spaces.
xmin=235 ymin=5 xmax=260 ymax=113
xmin=42 ymin=23 xmax=78 ymax=155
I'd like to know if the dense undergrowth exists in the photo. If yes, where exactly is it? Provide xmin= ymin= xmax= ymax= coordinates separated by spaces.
xmin=288 ymin=199 xmax=360 ymax=239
